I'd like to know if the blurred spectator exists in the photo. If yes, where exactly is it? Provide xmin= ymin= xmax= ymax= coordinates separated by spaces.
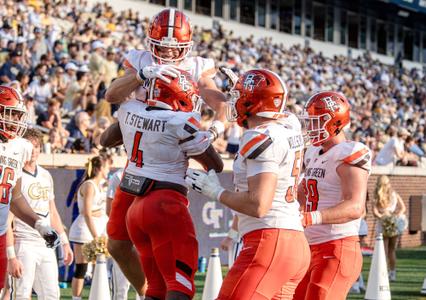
xmin=65 ymin=111 xmax=92 ymax=153
xmin=37 ymin=99 xmax=66 ymax=132
xmin=29 ymin=27 xmax=50 ymax=66
xmin=27 ymin=75 xmax=53 ymax=111
xmin=89 ymin=40 xmax=106 ymax=79
xmin=0 ymin=50 xmax=25 ymax=83
xmin=103 ymin=47 xmax=118 ymax=87
xmin=375 ymin=128 xmax=409 ymax=166
xmin=47 ymin=127 xmax=67 ymax=153
xmin=92 ymin=116 xmax=111 ymax=151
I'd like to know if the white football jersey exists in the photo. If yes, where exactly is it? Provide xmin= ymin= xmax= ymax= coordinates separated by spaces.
xmin=302 ymin=141 xmax=371 ymax=245
xmin=117 ymin=99 xmax=200 ymax=186
xmin=0 ymin=137 xmax=32 ymax=235
xmin=123 ymin=49 xmax=216 ymax=101
xmin=13 ymin=165 xmax=54 ymax=245
xmin=233 ymin=122 xmax=305 ymax=236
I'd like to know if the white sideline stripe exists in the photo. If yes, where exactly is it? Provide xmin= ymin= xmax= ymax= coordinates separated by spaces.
xmin=168 ymin=9 xmax=175 ymax=38
xmin=176 ymin=272 xmax=193 ymax=291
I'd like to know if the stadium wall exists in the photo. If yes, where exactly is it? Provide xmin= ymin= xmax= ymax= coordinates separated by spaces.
xmin=88 ymin=0 xmax=424 ymax=70
xmin=41 ymin=154 xmax=426 ymax=263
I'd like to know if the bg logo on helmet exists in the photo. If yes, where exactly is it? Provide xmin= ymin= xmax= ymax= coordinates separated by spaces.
xmin=243 ymin=74 xmax=265 ymax=92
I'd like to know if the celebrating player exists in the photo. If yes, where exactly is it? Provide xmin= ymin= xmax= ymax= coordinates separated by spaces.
xmin=104 ymin=8 xmax=226 ymax=296
xmin=293 ymin=91 xmax=371 ymax=300
xmin=186 ymin=69 xmax=310 ymax=299
xmin=0 ymin=86 xmax=59 ymax=294
xmin=106 ymin=71 xmax=221 ymax=299
xmin=6 ymin=128 xmax=73 ymax=300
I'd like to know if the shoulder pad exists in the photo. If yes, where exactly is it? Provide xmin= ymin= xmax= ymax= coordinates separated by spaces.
xmin=123 ymin=50 xmax=150 ymax=71
xmin=168 ymin=112 xmax=201 ymax=140
xmin=239 ymin=129 xmax=273 ymax=160
xmin=338 ymin=141 xmax=372 ymax=172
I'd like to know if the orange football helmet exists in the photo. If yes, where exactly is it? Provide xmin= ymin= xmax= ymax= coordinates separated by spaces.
xmin=148 ymin=8 xmax=193 ymax=63
xmin=227 ymin=69 xmax=288 ymax=128
xmin=147 ymin=70 xmax=202 ymax=112
xmin=0 ymin=86 xmax=27 ymax=140
xmin=301 ymin=91 xmax=350 ymax=146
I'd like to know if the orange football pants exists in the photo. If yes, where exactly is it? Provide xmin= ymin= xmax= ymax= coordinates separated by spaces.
xmin=107 ymin=186 xmax=135 ymax=241
xmin=218 ymin=228 xmax=310 ymax=300
xmin=293 ymin=236 xmax=362 ymax=300
xmin=126 ymin=189 xmax=198 ymax=299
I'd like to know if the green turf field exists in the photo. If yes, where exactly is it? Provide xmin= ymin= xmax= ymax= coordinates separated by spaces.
xmin=55 ymin=246 xmax=426 ymax=300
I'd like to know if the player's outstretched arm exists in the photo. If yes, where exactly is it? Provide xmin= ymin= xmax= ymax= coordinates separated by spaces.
xmin=100 ymin=122 xmax=123 ymax=148
xmin=305 ymin=164 xmax=368 ymax=226
xmin=10 ymin=178 xmax=60 ymax=248
xmin=186 ymin=169 xmax=277 ymax=218
xmin=190 ymin=144 xmax=224 ymax=172
xmin=105 ymin=69 xmax=140 ymax=104
xmin=50 ymin=200 xmax=74 ymax=265
xmin=198 ymin=76 xmax=227 ymax=122
xmin=6 ymin=213 xmax=23 ymax=279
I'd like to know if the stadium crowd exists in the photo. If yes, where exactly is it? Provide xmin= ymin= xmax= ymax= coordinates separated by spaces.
xmin=0 ymin=0 xmax=425 ymax=165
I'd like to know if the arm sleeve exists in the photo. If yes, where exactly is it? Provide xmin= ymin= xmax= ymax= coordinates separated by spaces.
xmin=107 ymin=172 xmax=121 ymax=199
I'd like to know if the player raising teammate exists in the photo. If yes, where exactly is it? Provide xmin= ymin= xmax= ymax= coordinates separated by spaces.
xmin=0 ymin=86 xmax=59 ymax=294
xmin=293 ymin=91 xmax=371 ymax=300
xmin=186 ymin=69 xmax=310 ymax=299
xmin=104 ymin=8 xmax=226 ymax=296
xmin=108 ymin=70 xmax=222 ymax=299
xmin=6 ymin=128 xmax=73 ymax=300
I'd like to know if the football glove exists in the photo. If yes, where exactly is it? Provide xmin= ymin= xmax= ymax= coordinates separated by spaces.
xmin=185 ymin=169 xmax=225 ymax=201
xmin=35 ymin=219 xmax=60 ymax=249
xmin=137 ymin=65 xmax=180 ymax=84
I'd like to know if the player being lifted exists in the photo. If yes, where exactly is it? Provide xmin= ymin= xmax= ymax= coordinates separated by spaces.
xmin=186 ymin=69 xmax=310 ymax=299
xmin=103 ymin=70 xmax=222 ymax=299
xmin=294 ymin=91 xmax=371 ymax=300
xmin=104 ymin=8 xmax=226 ymax=296
xmin=0 ymin=86 xmax=59 ymax=294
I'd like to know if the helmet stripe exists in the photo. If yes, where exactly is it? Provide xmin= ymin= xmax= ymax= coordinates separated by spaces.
xmin=168 ymin=8 xmax=175 ymax=39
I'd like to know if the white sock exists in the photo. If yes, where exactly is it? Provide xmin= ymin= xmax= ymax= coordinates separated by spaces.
xmin=136 ymin=295 xmax=145 ymax=300
xmin=72 ymin=297 xmax=82 ymax=300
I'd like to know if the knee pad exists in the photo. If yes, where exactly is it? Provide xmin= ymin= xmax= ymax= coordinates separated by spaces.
xmin=73 ymin=263 xmax=88 ymax=279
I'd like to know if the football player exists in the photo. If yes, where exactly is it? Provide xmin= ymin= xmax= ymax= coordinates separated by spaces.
xmin=6 ymin=128 xmax=73 ymax=300
xmin=293 ymin=91 xmax=371 ymax=300
xmin=106 ymin=71 xmax=221 ymax=300
xmin=186 ymin=69 xmax=310 ymax=299
xmin=0 ymin=86 xmax=59 ymax=294
xmin=104 ymin=9 xmax=226 ymax=295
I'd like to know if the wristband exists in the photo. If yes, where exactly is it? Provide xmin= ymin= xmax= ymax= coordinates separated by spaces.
xmin=310 ymin=211 xmax=323 ymax=225
xmin=59 ymin=232 xmax=69 ymax=245
xmin=6 ymin=246 xmax=16 ymax=259
xmin=136 ymin=69 xmax=146 ymax=83
xmin=208 ymin=121 xmax=225 ymax=141
xmin=216 ymin=188 xmax=225 ymax=202
xmin=227 ymin=229 xmax=239 ymax=242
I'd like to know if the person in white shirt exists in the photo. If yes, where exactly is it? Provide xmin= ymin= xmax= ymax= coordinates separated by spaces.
xmin=6 ymin=128 xmax=73 ymax=300
xmin=375 ymin=128 xmax=408 ymax=166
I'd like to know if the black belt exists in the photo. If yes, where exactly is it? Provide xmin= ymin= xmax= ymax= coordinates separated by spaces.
xmin=151 ymin=180 xmax=188 ymax=196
